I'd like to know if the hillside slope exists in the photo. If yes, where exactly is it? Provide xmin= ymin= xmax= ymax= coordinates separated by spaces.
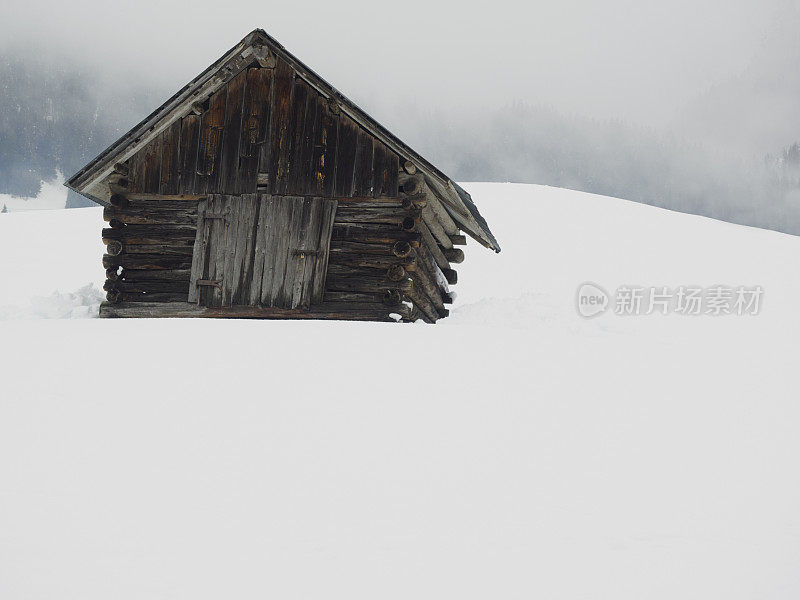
xmin=1 ymin=184 xmax=798 ymax=599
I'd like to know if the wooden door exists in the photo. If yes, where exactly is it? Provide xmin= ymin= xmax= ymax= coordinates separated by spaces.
xmin=188 ymin=194 xmax=337 ymax=309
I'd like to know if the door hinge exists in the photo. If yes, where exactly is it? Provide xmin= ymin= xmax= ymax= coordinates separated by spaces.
xmin=196 ymin=278 xmax=223 ymax=289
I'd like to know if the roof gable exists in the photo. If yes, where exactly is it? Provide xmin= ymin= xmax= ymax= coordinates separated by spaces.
xmin=66 ymin=29 xmax=500 ymax=252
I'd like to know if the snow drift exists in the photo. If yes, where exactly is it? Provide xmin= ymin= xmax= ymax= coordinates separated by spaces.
xmin=0 ymin=183 xmax=798 ymax=599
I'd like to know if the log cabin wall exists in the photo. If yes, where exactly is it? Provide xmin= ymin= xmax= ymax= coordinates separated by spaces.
xmin=101 ymin=54 xmax=464 ymax=322
xmin=102 ymin=198 xmax=198 ymax=304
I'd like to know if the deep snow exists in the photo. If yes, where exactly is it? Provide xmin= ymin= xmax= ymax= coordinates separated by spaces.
xmin=1 ymin=183 xmax=799 ymax=599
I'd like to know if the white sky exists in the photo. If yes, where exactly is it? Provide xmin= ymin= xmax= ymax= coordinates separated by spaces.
xmin=0 ymin=0 xmax=781 ymax=127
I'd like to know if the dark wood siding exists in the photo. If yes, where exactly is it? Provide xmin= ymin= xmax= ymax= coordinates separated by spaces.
xmin=126 ymin=55 xmax=400 ymax=200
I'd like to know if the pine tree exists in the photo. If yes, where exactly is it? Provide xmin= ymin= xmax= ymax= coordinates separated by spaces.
xmin=1 ymin=204 xmax=7 ymax=213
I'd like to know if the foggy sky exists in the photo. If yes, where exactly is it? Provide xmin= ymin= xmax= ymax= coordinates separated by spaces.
xmin=0 ymin=0 xmax=786 ymax=129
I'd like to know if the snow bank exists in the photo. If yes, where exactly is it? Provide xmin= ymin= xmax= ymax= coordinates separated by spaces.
xmin=1 ymin=184 xmax=799 ymax=600
xmin=0 ymin=206 xmax=105 ymax=315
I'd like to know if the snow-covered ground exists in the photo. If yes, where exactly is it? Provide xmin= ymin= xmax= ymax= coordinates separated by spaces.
xmin=1 ymin=183 xmax=799 ymax=599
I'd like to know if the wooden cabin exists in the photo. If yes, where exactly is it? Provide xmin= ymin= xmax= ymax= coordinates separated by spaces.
xmin=66 ymin=29 xmax=500 ymax=322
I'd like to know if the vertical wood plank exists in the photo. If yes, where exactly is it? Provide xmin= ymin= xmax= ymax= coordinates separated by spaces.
xmin=159 ymin=119 xmax=182 ymax=195
xmin=385 ymin=150 xmax=400 ymax=197
xmin=274 ymin=197 xmax=302 ymax=307
xmin=371 ymin=141 xmax=388 ymax=197
xmin=197 ymin=87 xmax=228 ymax=193
xmin=267 ymin=196 xmax=295 ymax=307
xmin=283 ymin=79 xmax=309 ymax=195
xmin=198 ymin=194 xmax=219 ymax=305
xmin=142 ymin=134 xmax=163 ymax=193
xmin=266 ymin=60 xmax=295 ymax=195
xmin=178 ymin=115 xmax=200 ymax=194
xmin=217 ymin=69 xmax=247 ymax=194
xmin=236 ymin=194 xmax=262 ymax=306
xmin=240 ymin=68 xmax=272 ymax=193
xmin=188 ymin=198 xmax=210 ymax=303
xmin=260 ymin=196 xmax=281 ymax=306
xmin=127 ymin=146 xmax=146 ymax=193
xmin=333 ymin=115 xmax=358 ymax=197
xmin=311 ymin=199 xmax=337 ymax=303
xmin=220 ymin=196 xmax=242 ymax=306
xmin=291 ymin=197 xmax=317 ymax=308
xmin=353 ymin=130 xmax=374 ymax=196
xmin=294 ymin=88 xmax=320 ymax=195
xmin=313 ymin=99 xmax=339 ymax=197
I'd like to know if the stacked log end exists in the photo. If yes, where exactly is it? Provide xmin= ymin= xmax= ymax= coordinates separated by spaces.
xmin=101 ymin=172 xmax=198 ymax=305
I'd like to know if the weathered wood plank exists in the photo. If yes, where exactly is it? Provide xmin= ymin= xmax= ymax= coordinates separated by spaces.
xmin=278 ymin=196 xmax=305 ymax=307
xmin=141 ymin=133 xmax=163 ymax=193
xmin=334 ymin=115 xmax=358 ymax=196
xmin=103 ymin=225 xmax=197 ymax=244
xmin=114 ymin=243 xmax=193 ymax=256
xmin=264 ymin=196 xmax=293 ymax=306
xmin=385 ymin=150 xmax=399 ymax=197
xmin=264 ymin=59 xmax=294 ymax=193
xmin=103 ymin=206 xmax=198 ymax=226
xmin=329 ymin=240 xmax=394 ymax=255
xmin=121 ymin=269 xmax=191 ymax=282
xmin=335 ymin=197 xmax=404 ymax=208
xmin=188 ymin=197 xmax=209 ymax=303
xmin=240 ymin=67 xmax=272 ymax=193
xmin=197 ymin=87 xmax=227 ymax=193
xmin=310 ymin=199 xmax=337 ymax=303
xmin=216 ymin=69 xmax=247 ymax=193
xmin=352 ymin=129 xmax=374 ymax=196
xmin=104 ymin=253 xmax=193 ymax=270
xmin=327 ymin=252 xmax=415 ymax=270
xmin=326 ymin=270 xmax=412 ymax=293
xmin=290 ymin=196 xmax=316 ymax=308
xmin=127 ymin=146 xmax=146 ymax=193
xmin=159 ymin=120 xmax=182 ymax=195
xmin=418 ymin=219 xmax=450 ymax=271
xmin=372 ymin=141 xmax=388 ymax=197
xmin=282 ymin=79 xmax=310 ymax=195
xmin=229 ymin=194 xmax=258 ymax=306
xmin=248 ymin=194 xmax=271 ymax=305
xmin=178 ymin=115 xmax=200 ymax=193
xmin=314 ymin=98 xmax=339 ymax=197
xmin=422 ymin=204 xmax=453 ymax=249
xmin=331 ymin=223 xmax=420 ymax=245
xmin=99 ymin=301 xmax=405 ymax=322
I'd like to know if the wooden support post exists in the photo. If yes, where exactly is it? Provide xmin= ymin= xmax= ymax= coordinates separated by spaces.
xmin=418 ymin=220 xmax=450 ymax=271
xmin=422 ymin=205 xmax=453 ymax=249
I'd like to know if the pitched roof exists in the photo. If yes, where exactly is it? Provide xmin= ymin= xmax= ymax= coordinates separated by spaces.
xmin=66 ymin=29 xmax=500 ymax=252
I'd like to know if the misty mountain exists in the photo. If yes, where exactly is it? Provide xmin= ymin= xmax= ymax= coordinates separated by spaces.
xmin=676 ymin=1 xmax=800 ymax=155
xmin=0 ymin=53 xmax=164 ymax=206
xmin=386 ymin=103 xmax=800 ymax=235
